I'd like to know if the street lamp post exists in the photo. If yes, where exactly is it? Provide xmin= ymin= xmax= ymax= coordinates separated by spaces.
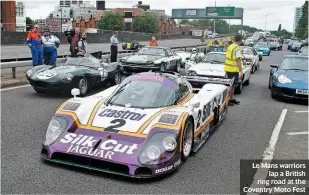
xmin=264 ymin=15 xmax=267 ymax=31
xmin=58 ymin=8 xmax=62 ymax=33
xmin=213 ymin=0 xmax=216 ymax=34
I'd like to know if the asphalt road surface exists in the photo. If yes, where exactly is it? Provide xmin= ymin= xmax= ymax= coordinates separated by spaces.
xmin=2 ymin=37 xmax=228 ymax=60
xmin=1 ymin=44 xmax=307 ymax=194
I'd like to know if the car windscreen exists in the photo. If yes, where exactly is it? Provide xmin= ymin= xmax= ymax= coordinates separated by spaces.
xmin=292 ymin=42 xmax=302 ymax=47
xmin=241 ymin=48 xmax=253 ymax=55
xmin=256 ymin=43 xmax=268 ymax=47
xmin=280 ymin=57 xmax=308 ymax=71
xmin=64 ymin=56 xmax=101 ymax=68
xmin=106 ymin=80 xmax=177 ymax=109
xmin=202 ymin=53 xmax=225 ymax=64
xmin=137 ymin=47 xmax=166 ymax=57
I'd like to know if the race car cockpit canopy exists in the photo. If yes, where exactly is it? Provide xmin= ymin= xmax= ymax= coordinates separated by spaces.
xmin=105 ymin=73 xmax=182 ymax=109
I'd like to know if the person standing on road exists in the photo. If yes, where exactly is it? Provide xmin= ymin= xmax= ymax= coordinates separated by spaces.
xmin=77 ymin=32 xmax=88 ymax=54
xmin=110 ymin=31 xmax=120 ymax=62
xmin=69 ymin=27 xmax=81 ymax=57
xmin=149 ymin=35 xmax=158 ymax=46
xmin=224 ymin=34 xmax=243 ymax=106
xmin=26 ymin=24 xmax=43 ymax=66
xmin=42 ymin=27 xmax=60 ymax=65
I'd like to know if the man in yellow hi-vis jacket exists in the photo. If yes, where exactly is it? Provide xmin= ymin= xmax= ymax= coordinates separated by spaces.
xmin=224 ymin=34 xmax=243 ymax=106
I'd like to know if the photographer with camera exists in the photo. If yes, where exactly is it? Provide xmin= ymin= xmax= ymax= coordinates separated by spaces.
xmin=66 ymin=27 xmax=81 ymax=57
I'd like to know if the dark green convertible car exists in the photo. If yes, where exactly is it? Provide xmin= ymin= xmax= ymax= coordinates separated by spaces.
xmin=26 ymin=53 xmax=122 ymax=96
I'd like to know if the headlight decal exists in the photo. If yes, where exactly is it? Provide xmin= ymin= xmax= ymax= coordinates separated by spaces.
xmin=138 ymin=130 xmax=179 ymax=166
xmin=60 ymin=73 xmax=74 ymax=82
xmin=43 ymin=115 xmax=69 ymax=146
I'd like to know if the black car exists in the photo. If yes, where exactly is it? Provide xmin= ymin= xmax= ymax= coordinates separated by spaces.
xmin=288 ymin=40 xmax=299 ymax=50
xmin=122 ymin=40 xmax=140 ymax=50
xmin=26 ymin=53 xmax=122 ymax=96
xmin=119 ymin=46 xmax=182 ymax=74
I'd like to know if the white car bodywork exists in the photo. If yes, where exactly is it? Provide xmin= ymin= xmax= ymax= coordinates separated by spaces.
xmin=185 ymin=52 xmax=251 ymax=93
xmin=174 ymin=51 xmax=192 ymax=65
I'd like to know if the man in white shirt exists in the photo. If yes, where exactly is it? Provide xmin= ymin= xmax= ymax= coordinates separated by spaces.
xmin=42 ymin=28 xmax=60 ymax=65
xmin=78 ymin=32 xmax=88 ymax=54
xmin=110 ymin=31 xmax=120 ymax=62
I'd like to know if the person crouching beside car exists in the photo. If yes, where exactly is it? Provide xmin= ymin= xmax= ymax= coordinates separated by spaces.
xmin=149 ymin=35 xmax=158 ymax=46
xmin=42 ymin=28 xmax=60 ymax=65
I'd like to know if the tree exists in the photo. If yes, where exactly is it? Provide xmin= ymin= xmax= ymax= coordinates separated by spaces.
xmin=133 ymin=12 xmax=159 ymax=33
xmin=270 ymin=29 xmax=292 ymax=39
xmin=296 ymin=1 xmax=308 ymax=39
xmin=96 ymin=12 xmax=123 ymax=31
xmin=278 ymin=24 xmax=281 ymax=31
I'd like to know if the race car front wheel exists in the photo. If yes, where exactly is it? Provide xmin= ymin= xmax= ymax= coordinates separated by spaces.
xmin=181 ymin=118 xmax=193 ymax=161
xmin=160 ymin=63 xmax=166 ymax=71
xmin=78 ymin=77 xmax=88 ymax=96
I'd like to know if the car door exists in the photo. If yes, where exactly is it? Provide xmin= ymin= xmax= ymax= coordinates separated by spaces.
xmin=252 ymin=48 xmax=259 ymax=65
xmin=166 ymin=49 xmax=177 ymax=69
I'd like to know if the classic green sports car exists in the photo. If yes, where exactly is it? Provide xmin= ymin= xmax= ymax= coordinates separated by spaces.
xmin=26 ymin=53 xmax=122 ymax=96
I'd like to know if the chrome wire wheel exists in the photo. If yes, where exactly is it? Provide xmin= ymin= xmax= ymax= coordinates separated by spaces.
xmin=79 ymin=78 xmax=88 ymax=95
xmin=114 ymin=71 xmax=122 ymax=84
xmin=160 ymin=63 xmax=165 ymax=71
xmin=177 ymin=62 xmax=180 ymax=72
xmin=182 ymin=120 xmax=193 ymax=158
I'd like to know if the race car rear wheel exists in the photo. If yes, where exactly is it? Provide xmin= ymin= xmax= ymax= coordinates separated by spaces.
xmin=78 ymin=77 xmax=88 ymax=96
xmin=160 ymin=63 xmax=166 ymax=71
xmin=175 ymin=61 xmax=180 ymax=73
xmin=181 ymin=119 xmax=194 ymax=161
xmin=110 ymin=71 xmax=122 ymax=85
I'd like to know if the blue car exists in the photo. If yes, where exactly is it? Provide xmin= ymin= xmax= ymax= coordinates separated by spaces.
xmin=255 ymin=42 xmax=271 ymax=56
xmin=268 ymin=55 xmax=308 ymax=100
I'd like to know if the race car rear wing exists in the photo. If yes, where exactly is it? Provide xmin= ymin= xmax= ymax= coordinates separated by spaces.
xmin=182 ymin=75 xmax=234 ymax=87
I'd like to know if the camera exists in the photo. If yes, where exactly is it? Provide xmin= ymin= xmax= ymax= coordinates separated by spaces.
xmin=64 ymin=28 xmax=75 ymax=43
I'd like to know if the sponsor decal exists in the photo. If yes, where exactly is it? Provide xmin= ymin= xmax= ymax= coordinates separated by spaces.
xmin=98 ymin=109 xmax=146 ymax=121
xmin=60 ymin=133 xmax=138 ymax=160
xmin=133 ymin=75 xmax=164 ymax=83
xmin=158 ymin=114 xmax=179 ymax=125
xmin=62 ymin=102 xmax=81 ymax=111
xmin=155 ymin=159 xmax=181 ymax=174
xmin=37 ymin=69 xmax=57 ymax=80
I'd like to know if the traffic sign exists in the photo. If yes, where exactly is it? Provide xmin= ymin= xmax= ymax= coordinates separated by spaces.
xmin=206 ymin=7 xmax=235 ymax=17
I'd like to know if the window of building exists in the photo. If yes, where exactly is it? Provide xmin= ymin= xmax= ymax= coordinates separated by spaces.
xmin=124 ymin=11 xmax=133 ymax=17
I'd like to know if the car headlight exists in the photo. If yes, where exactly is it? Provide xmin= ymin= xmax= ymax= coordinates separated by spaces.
xmin=120 ymin=59 xmax=125 ymax=63
xmin=278 ymin=75 xmax=292 ymax=84
xmin=26 ymin=70 xmax=33 ymax=77
xmin=43 ymin=116 xmax=68 ymax=146
xmin=60 ymin=73 xmax=74 ymax=82
xmin=162 ymin=137 xmax=177 ymax=151
xmin=188 ymin=70 xmax=197 ymax=76
xmin=146 ymin=145 xmax=161 ymax=160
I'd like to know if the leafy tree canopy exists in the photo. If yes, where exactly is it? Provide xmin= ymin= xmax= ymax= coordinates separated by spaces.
xmin=96 ymin=12 xmax=123 ymax=31
xmin=133 ymin=12 xmax=159 ymax=33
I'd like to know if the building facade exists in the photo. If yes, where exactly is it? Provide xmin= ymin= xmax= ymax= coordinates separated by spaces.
xmin=293 ymin=7 xmax=302 ymax=32
xmin=1 ymin=1 xmax=16 ymax=32
xmin=16 ymin=1 xmax=26 ymax=32
xmin=46 ymin=6 xmax=71 ymax=32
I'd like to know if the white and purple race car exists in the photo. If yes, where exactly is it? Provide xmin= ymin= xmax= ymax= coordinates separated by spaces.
xmin=41 ymin=71 xmax=232 ymax=178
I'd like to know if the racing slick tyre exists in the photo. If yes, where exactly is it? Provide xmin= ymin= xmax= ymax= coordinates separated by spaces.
xmin=271 ymin=86 xmax=278 ymax=99
xmin=78 ymin=77 xmax=88 ymax=97
xmin=268 ymin=77 xmax=271 ymax=89
xmin=174 ymin=61 xmax=181 ymax=73
xmin=235 ymin=80 xmax=243 ymax=94
xmin=110 ymin=71 xmax=122 ymax=85
xmin=244 ymin=76 xmax=250 ymax=86
xmin=181 ymin=118 xmax=194 ymax=161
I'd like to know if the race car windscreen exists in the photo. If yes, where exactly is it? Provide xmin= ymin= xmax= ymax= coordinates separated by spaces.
xmin=280 ymin=57 xmax=308 ymax=71
xmin=64 ymin=56 xmax=101 ymax=68
xmin=137 ymin=47 xmax=166 ymax=57
xmin=202 ymin=53 xmax=225 ymax=64
xmin=106 ymin=80 xmax=176 ymax=108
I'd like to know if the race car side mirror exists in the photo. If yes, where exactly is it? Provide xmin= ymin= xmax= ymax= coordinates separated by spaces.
xmin=71 ymin=88 xmax=80 ymax=98
xmin=191 ymin=101 xmax=200 ymax=108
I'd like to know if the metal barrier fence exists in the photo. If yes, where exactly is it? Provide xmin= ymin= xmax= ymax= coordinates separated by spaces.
xmin=1 ymin=44 xmax=209 ymax=79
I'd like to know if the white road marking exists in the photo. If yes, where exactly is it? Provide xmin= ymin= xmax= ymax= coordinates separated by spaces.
xmin=286 ymin=131 xmax=308 ymax=135
xmin=0 ymin=84 xmax=31 ymax=91
xmin=247 ymin=109 xmax=288 ymax=195
xmin=294 ymin=110 xmax=308 ymax=113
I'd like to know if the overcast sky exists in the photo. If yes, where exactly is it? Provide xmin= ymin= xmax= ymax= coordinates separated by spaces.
xmin=23 ymin=0 xmax=304 ymax=32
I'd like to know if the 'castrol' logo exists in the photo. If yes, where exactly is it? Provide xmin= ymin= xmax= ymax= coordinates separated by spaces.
xmin=60 ymin=133 xmax=138 ymax=160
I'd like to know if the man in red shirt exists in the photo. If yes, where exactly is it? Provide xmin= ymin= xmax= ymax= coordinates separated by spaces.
xmin=149 ymin=35 xmax=158 ymax=46
xmin=26 ymin=24 xmax=43 ymax=66
xmin=69 ymin=27 xmax=81 ymax=56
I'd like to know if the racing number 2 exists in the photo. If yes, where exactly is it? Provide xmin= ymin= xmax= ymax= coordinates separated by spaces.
xmin=105 ymin=119 xmax=126 ymax=133
xmin=196 ymin=103 xmax=211 ymax=129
